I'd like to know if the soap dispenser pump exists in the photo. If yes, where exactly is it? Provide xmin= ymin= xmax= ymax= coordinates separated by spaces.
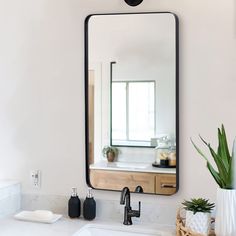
xmin=83 ymin=188 xmax=96 ymax=220
xmin=68 ymin=187 xmax=81 ymax=218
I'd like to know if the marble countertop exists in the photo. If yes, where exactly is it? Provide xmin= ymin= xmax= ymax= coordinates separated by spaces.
xmin=0 ymin=215 xmax=175 ymax=236
xmin=0 ymin=215 xmax=85 ymax=236
xmin=90 ymin=161 xmax=176 ymax=174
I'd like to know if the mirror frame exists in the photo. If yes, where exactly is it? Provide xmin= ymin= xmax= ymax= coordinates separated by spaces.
xmin=84 ymin=12 xmax=179 ymax=194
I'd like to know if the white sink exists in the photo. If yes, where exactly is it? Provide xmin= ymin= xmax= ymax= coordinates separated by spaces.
xmin=73 ymin=224 xmax=173 ymax=236
xmin=114 ymin=162 xmax=150 ymax=169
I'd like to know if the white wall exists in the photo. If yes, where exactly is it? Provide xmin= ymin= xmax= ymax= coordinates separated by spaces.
xmin=0 ymin=0 xmax=236 ymax=208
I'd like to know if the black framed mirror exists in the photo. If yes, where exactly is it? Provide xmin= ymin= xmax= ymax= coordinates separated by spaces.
xmin=85 ymin=12 xmax=179 ymax=195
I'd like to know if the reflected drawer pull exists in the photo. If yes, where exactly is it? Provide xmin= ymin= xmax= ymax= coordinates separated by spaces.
xmin=161 ymin=183 xmax=176 ymax=188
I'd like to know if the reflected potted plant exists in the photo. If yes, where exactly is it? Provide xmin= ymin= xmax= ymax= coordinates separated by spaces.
xmin=191 ymin=125 xmax=236 ymax=236
xmin=102 ymin=146 xmax=119 ymax=162
xmin=182 ymin=198 xmax=215 ymax=235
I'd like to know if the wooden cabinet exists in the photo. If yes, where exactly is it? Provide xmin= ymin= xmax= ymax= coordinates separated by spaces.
xmin=90 ymin=169 xmax=176 ymax=195
xmin=90 ymin=169 xmax=155 ymax=193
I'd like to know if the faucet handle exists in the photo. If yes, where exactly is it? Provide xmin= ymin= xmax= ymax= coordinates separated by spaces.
xmin=135 ymin=186 xmax=144 ymax=193
xmin=128 ymin=201 xmax=141 ymax=218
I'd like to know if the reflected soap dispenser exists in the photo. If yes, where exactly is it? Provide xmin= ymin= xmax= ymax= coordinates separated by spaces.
xmin=83 ymin=188 xmax=96 ymax=220
xmin=68 ymin=187 xmax=81 ymax=218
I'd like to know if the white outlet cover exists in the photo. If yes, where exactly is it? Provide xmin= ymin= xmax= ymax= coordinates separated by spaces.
xmin=30 ymin=170 xmax=41 ymax=188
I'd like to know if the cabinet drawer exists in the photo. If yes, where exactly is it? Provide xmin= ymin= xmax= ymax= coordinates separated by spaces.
xmin=155 ymin=174 xmax=176 ymax=195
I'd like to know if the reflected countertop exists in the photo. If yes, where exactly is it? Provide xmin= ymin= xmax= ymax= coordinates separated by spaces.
xmin=89 ymin=161 xmax=176 ymax=174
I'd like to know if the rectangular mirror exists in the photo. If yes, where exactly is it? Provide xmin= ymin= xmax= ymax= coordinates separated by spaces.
xmin=85 ymin=12 xmax=179 ymax=195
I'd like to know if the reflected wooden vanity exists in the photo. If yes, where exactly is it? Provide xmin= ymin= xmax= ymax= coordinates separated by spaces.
xmin=89 ymin=163 xmax=176 ymax=195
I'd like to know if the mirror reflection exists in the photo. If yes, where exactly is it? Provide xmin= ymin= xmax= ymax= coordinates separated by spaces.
xmin=86 ymin=13 xmax=178 ymax=195
xmin=111 ymin=72 xmax=156 ymax=146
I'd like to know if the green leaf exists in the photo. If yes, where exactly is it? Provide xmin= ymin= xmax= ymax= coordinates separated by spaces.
xmin=218 ymin=126 xmax=231 ymax=170
xmin=225 ymin=157 xmax=233 ymax=189
xmin=207 ymin=162 xmax=223 ymax=188
xmin=199 ymin=135 xmax=228 ymax=187
xmin=221 ymin=125 xmax=231 ymax=160
xmin=208 ymin=148 xmax=228 ymax=187
xmin=190 ymin=138 xmax=211 ymax=163
xmin=191 ymin=137 xmax=224 ymax=188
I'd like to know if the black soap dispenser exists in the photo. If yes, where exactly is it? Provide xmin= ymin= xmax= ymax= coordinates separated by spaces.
xmin=68 ymin=187 xmax=81 ymax=218
xmin=83 ymin=188 xmax=96 ymax=220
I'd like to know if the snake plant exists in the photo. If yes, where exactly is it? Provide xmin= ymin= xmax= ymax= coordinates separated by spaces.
xmin=191 ymin=125 xmax=234 ymax=189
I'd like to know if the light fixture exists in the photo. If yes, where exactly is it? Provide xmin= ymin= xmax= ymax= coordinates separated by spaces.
xmin=124 ymin=0 xmax=143 ymax=7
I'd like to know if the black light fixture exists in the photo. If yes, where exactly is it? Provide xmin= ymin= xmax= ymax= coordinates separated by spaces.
xmin=124 ymin=0 xmax=143 ymax=7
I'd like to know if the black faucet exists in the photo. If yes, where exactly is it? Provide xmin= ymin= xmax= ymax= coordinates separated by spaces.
xmin=120 ymin=187 xmax=141 ymax=225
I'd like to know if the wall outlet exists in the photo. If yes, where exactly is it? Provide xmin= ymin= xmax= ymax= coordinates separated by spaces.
xmin=30 ymin=170 xmax=41 ymax=188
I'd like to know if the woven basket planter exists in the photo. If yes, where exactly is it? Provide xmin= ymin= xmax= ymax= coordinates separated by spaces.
xmin=176 ymin=210 xmax=215 ymax=236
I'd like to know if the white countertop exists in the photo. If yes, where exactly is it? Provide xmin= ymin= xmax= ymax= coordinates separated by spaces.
xmin=0 ymin=215 xmax=175 ymax=236
xmin=90 ymin=161 xmax=176 ymax=174
xmin=0 ymin=215 xmax=85 ymax=236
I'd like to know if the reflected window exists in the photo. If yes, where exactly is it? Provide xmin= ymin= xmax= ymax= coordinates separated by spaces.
xmin=112 ymin=81 xmax=155 ymax=145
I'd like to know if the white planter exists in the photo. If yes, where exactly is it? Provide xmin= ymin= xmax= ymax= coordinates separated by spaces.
xmin=185 ymin=210 xmax=211 ymax=235
xmin=215 ymin=188 xmax=236 ymax=236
